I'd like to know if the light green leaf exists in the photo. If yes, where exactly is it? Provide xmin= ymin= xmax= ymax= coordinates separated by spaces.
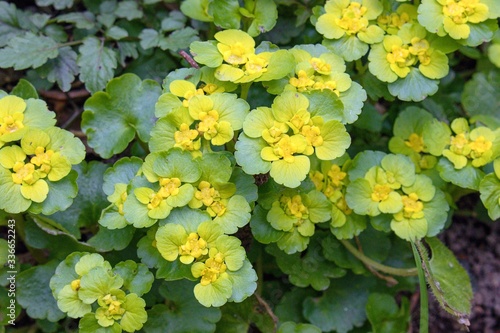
xmin=278 ymin=322 xmax=322 ymax=333
xmin=227 ymin=259 xmax=257 ymax=302
xmin=143 ymin=280 xmax=221 ymax=333
xmin=190 ymin=41 xmax=223 ymax=68
xmin=17 ymin=261 xmax=65 ymax=321
xmin=479 ymin=173 xmax=500 ymax=220
xmin=323 ymin=35 xmax=369 ymax=62
xmin=102 ymin=157 xmax=142 ymax=196
xmin=234 ymin=133 xmax=271 ymax=175
xmin=152 ymin=149 xmax=201 ymax=183
xmin=246 ymin=0 xmax=278 ymax=36
xmin=0 ymin=32 xmax=59 ymax=70
xmin=79 ymin=313 xmax=121 ymax=333
xmin=10 ymin=79 xmax=38 ymax=99
xmin=426 ymin=237 xmax=473 ymax=318
xmin=437 ymin=158 xmax=484 ymax=190
xmin=28 ymin=169 xmax=79 ymax=215
xmin=78 ymin=266 xmax=124 ymax=304
xmin=77 ymin=36 xmax=118 ymax=94
xmin=159 ymin=27 xmax=200 ymax=52
xmin=82 ymin=73 xmax=161 ymax=158
xmin=250 ymin=205 xmax=284 ymax=244
xmin=210 ymin=0 xmax=241 ymax=29
xmin=113 ymin=261 xmax=154 ymax=297
xmin=388 ymin=68 xmax=439 ymax=102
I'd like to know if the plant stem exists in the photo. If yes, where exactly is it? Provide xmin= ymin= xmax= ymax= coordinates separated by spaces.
xmin=340 ymin=239 xmax=418 ymax=277
xmin=412 ymin=242 xmax=429 ymax=333
xmin=240 ymin=82 xmax=252 ymax=101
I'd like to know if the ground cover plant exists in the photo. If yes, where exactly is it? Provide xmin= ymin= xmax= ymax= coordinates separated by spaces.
xmin=0 ymin=0 xmax=499 ymax=332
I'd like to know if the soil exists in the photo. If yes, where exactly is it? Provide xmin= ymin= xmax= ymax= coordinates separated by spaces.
xmin=425 ymin=197 xmax=500 ymax=333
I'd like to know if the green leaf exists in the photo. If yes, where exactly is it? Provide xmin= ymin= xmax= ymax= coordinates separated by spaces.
xmin=0 ymin=32 xmax=59 ymax=70
xmin=29 ymin=169 xmax=79 ymax=215
xmin=278 ymin=322 xmax=322 ymax=333
xmin=437 ymin=158 xmax=485 ymax=190
xmin=366 ymin=293 xmax=410 ymax=333
xmin=10 ymin=79 xmax=38 ymax=99
xmin=82 ymin=73 xmax=161 ymax=158
xmin=102 ymin=157 xmax=142 ymax=196
xmin=50 ymin=161 xmax=108 ymax=237
xmin=462 ymin=69 xmax=500 ymax=121
xmin=161 ymin=11 xmax=187 ymax=32
xmin=227 ymin=259 xmax=257 ymax=302
xmin=0 ymin=2 xmax=25 ymax=48
xmin=266 ymin=233 xmax=346 ymax=291
xmin=87 ymin=225 xmax=135 ymax=251
xmin=158 ymin=27 xmax=200 ymax=52
xmin=57 ymin=12 xmax=96 ymax=29
xmin=246 ymin=0 xmax=278 ymax=37
xmin=113 ymin=261 xmax=154 ymax=297
xmin=303 ymin=275 xmax=370 ymax=333
xmin=35 ymin=46 xmax=79 ymax=92
xmin=250 ymin=205 xmax=283 ymax=244
xmin=115 ymin=1 xmax=143 ymax=20
xmin=210 ymin=0 xmax=241 ymax=30
xmin=35 ymin=0 xmax=73 ymax=10
xmin=77 ymin=36 xmax=118 ymax=94
xmin=388 ymin=68 xmax=439 ymax=102
xmin=143 ymin=280 xmax=221 ymax=333
xmin=216 ymin=296 xmax=276 ymax=333
xmin=17 ymin=261 xmax=65 ymax=322
xmin=426 ymin=237 xmax=473 ymax=318
xmin=323 ymin=35 xmax=369 ymax=62
xmin=275 ymin=287 xmax=317 ymax=324
xmin=479 ymin=173 xmax=500 ymax=220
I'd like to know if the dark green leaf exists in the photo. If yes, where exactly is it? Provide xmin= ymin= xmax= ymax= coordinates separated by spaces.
xmin=217 ymin=296 xmax=276 ymax=333
xmin=462 ymin=69 xmax=500 ymax=120
xmin=143 ymin=280 xmax=221 ymax=333
xmin=57 ymin=12 xmax=96 ymax=29
xmin=87 ymin=225 xmax=135 ymax=251
xmin=35 ymin=0 xmax=73 ymax=10
xmin=158 ymin=27 xmax=200 ymax=52
xmin=0 ymin=2 xmax=25 ymax=47
xmin=210 ymin=0 xmax=241 ymax=30
xmin=16 ymin=261 xmax=65 ymax=321
xmin=82 ymin=73 xmax=161 ymax=158
xmin=113 ymin=260 xmax=154 ymax=297
xmin=36 ymin=46 xmax=79 ymax=92
xmin=115 ymin=1 xmax=143 ymax=21
xmin=366 ymin=293 xmax=410 ymax=333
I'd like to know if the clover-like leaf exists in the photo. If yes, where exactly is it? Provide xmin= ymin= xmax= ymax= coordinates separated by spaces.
xmin=82 ymin=73 xmax=162 ymax=158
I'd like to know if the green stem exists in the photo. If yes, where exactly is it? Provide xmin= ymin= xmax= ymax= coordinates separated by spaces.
xmin=411 ymin=242 xmax=429 ymax=333
xmin=240 ymin=82 xmax=252 ymax=101
xmin=340 ymin=239 xmax=418 ymax=277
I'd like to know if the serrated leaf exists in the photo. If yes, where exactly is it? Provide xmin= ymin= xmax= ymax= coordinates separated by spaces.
xmin=426 ymin=237 xmax=473 ymax=318
xmin=82 ymin=73 xmax=161 ymax=158
xmin=160 ymin=11 xmax=187 ymax=32
xmin=462 ymin=69 xmax=500 ymax=120
xmin=16 ymin=261 xmax=65 ymax=322
xmin=106 ymin=26 xmax=128 ymax=40
xmin=57 ymin=12 xmax=96 ymax=29
xmin=35 ymin=0 xmax=73 ymax=10
xmin=143 ymin=280 xmax=221 ymax=333
xmin=0 ymin=2 xmax=25 ymax=47
xmin=479 ymin=173 xmax=500 ymax=220
xmin=77 ymin=36 xmax=118 ymax=94
xmin=303 ymin=275 xmax=370 ymax=333
xmin=139 ymin=29 xmax=161 ymax=49
xmin=36 ymin=46 xmax=78 ymax=92
xmin=158 ymin=27 xmax=200 ymax=52
xmin=115 ymin=1 xmax=143 ymax=20
xmin=0 ymin=32 xmax=59 ymax=70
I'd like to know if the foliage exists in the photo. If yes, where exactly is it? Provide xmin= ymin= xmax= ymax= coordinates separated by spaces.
xmin=1 ymin=0 xmax=499 ymax=332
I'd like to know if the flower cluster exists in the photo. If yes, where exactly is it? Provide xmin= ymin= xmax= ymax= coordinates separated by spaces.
xmin=0 ymin=94 xmax=85 ymax=214
xmin=154 ymin=208 xmax=257 ymax=307
xmin=345 ymin=153 xmax=449 ymax=241
xmin=190 ymin=29 xmax=294 ymax=83
xmin=50 ymin=253 xmax=152 ymax=332
xmin=235 ymin=92 xmax=351 ymax=188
